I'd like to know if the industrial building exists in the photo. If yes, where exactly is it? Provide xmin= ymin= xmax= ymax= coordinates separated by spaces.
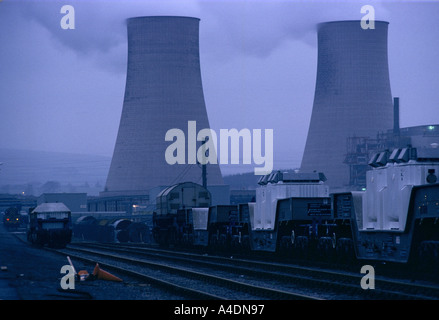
xmin=301 ymin=21 xmax=394 ymax=191
xmin=37 ymin=193 xmax=87 ymax=213
xmin=345 ymin=123 xmax=439 ymax=190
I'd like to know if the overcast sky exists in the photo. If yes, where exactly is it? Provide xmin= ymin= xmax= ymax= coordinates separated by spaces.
xmin=1 ymin=0 xmax=438 ymax=175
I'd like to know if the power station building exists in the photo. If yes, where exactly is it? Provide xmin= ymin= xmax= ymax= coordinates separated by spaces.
xmin=102 ymin=16 xmax=224 ymax=198
xmin=344 ymin=123 xmax=439 ymax=190
xmin=301 ymin=21 xmax=394 ymax=191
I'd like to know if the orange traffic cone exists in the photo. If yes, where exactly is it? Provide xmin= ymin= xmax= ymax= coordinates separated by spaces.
xmin=92 ymin=263 xmax=123 ymax=282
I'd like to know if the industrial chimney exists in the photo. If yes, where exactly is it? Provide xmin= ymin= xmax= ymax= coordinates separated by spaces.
xmin=103 ymin=16 xmax=223 ymax=196
xmin=301 ymin=20 xmax=394 ymax=191
xmin=393 ymin=97 xmax=400 ymax=136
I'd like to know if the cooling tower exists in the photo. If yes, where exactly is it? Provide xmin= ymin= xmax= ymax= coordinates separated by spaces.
xmin=301 ymin=21 xmax=394 ymax=191
xmin=103 ymin=16 xmax=223 ymax=196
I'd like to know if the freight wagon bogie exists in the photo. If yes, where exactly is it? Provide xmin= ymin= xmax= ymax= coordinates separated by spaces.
xmin=28 ymin=229 xmax=72 ymax=248
xmin=276 ymin=197 xmax=338 ymax=260
xmin=208 ymin=205 xmax=250 ymax=252
xmin=152 ymin=213 xmax=179 ymax=247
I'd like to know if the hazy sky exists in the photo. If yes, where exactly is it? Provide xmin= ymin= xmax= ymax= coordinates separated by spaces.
xmin=1 ymin=0 xmax=438 ymax=175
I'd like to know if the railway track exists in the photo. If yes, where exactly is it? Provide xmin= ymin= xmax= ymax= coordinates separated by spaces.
xmin=53 ymin=243 xmax=322 ymax=300
xmin=11 ymin=230 xmax=439 ymax=300
xmin=60 ymin=242 xmax=439 ymax=300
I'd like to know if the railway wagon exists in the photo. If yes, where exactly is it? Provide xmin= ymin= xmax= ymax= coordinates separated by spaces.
xmin=248 ymin=171 xmax=330 ymax=253
xmin=150 ymin=146 xmax=439 ymax=268
xmin=175 ymin=205 xmax=251 ymax=251
xmin=74 ymin=216 xmax=149 ymax=243
xmin=332 ymin=147 xmax=439 ymax=264
xmin=27 ymin=202 xmax=72 ymax=248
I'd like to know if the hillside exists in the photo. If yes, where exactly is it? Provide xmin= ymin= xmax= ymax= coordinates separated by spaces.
xmin=0 ymin=148 xmax=297 ymax=195
xmin=0 ymin=148 xmax=111 ymax=195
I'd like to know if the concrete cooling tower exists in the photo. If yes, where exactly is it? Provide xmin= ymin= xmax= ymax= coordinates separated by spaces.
xmin=103 ymin=16 xmax=223 ymax=196
xmin=301 ymin=21 xmax=394 ymax=191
